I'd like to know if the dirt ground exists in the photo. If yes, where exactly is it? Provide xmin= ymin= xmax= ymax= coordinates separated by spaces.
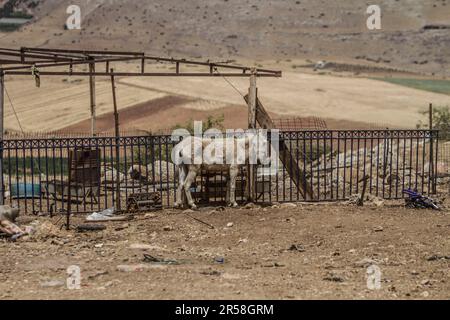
xmin=0 ymin=201 xmax=449 ymax=300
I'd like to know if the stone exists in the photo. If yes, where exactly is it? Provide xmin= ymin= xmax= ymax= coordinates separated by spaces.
xmin=129 ymin=243 xmax=168 ymax=251
xmin=88 ymin=270 xmax=109 ymax=280
xmin=40 ymin=280 xmax=65 ymax=288
xmin=280 ymin=203 xmax=297 ymax=209
xmin=289 ymin=244 xmax=306 ymax=252
xmin=323 ymin=272 xmax=345 ymax=283
xmin=374 ymin=226 xmax=384 ymax=232
xmin=354 ymin=258 xmax=377 ymax=268
xmin=238 ymin=238 xmax=248 ymax=244
xmin=226 ymin=222 xmax=234 ymax=228
xmin=244 ymin=203 xmax=257 ymax=210
xmin=117 ymin=264 xmax=166 ymax=272
xmin=0 ymin=205 xmax=20 ymax=222
xmin=420 ymin=279 xmax=431 ymax=286
xmin=163 ymin=225 xmax=173 ymax=231
xmin=115 ymin=223 xmax=129 ymax=231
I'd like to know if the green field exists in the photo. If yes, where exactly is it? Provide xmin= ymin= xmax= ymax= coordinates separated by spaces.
xmin=373 ymin=78 xmax=450 ymax=95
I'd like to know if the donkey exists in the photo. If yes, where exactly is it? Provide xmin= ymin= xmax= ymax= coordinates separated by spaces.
xmin=173 ymin=132 xmax=267 ymax=209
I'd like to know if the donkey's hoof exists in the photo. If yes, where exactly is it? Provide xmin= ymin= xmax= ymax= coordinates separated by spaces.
xmin=189 ymin=203 xmax=198 ymax=210
xmin=174 ymin=202 xmax=182 ymax=209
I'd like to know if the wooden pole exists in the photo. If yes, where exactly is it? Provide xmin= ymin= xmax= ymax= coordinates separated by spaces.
xmin=89 ymin=60 xmax=96 ymax=136
xmin=111 ymin=69 xmax=121 ymax=211
xmin=0 ymin=70 xmax=4 ymax=205
xmin=247 ymin=68 xmax=257 ymax=202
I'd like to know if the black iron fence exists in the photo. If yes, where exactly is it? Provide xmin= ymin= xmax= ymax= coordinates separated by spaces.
xmin=0 ymin=130 xmax=439 ymax=214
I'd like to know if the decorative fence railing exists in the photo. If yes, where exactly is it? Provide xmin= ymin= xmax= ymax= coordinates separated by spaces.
xmin=0 ymin=130 xmax=439 ymax=214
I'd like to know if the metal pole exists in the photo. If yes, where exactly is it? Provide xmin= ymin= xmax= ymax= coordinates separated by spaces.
xmin=111 ymin=69 xmax=121 ymax=211
xmin=89 ymin=60 xmax=96 ymax=136
xmin=429 ymin=103 xmax=435 ymax=193
xmin=247 ymin=68 xmax=257 ymax=202
xmin=0 ymin=70 xmax=4 ymax=205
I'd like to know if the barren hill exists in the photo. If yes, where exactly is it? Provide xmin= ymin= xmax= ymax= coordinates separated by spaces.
xmin=1 ymin=0 xmax=450 ymax=76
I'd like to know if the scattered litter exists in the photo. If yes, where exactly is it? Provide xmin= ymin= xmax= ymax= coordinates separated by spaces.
xmin=30 ymin=221 xmax=61 ymax=239
xmin=143 ymin=254 xmax=181 ymax=265
xmin=420 ymin=279 xmax=432 ymax=286
xmin=40 ymin=280 xmax=65 ymax=288
xmin=373 ymin=226 xmax=384 ymax=232
xmin=404 ymin=189 xmax=441 ymax=210
xmin=117 ymin=264 xmax=166 ymax=272
xmin=289 ymin=244 xmax=306 ymax=252
xmin=214 ymin=257 xmax=225 ymax=264
xmin=88 ymin=270 xmax=109 ymax=280
xmin=86 ymin=208 xmax=118 ymax=221
xmin=280 ymin=203 xmax=297 ymax=209
xmin=126 ymin=192 xmax=162 ymax=213
xmin=354 ymin=258 xmax=377 ymax=268
xmin=129 ymin=244 xmax=168 ymax=252
xmin=184 ymin=213 xmax=215 ymax=230
xmin=263 ymin=262 xmax=285 ymax=268
xmin=200 ymin=270 xmax=221 ymax=276
xmin=0 ymin=205 xmax=26 ymax=237
xmin=76 ymin=224 xmax=106 ymax=233
xmin=426 ymin=254 xmax=450 ymax=261
xmin=238 ymin=238 xmax=248 ymax=245
xmin=323 ymin=272 xmax=345 ymax=283
xmin=346 ymin=194 xmax=384 ymax=207
xmin=115 ymin=223 xmax=129 ymax=231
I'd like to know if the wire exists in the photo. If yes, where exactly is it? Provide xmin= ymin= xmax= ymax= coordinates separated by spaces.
xmin=213 ymin=67 xmax=246 ymax=98
xmin=4 ymin=85 xmax=25 ymax=133
xmin=4 ymin=84 xmax=44 ymax=176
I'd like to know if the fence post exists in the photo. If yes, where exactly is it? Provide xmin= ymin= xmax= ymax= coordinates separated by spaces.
xmin=0 ymin=70 xmax=4 ymax=205
xmin=429 ymin=103 xmax=436 ymax=193
xmin=89 ymin=58 xmax=96 ymax=136
xmin=247 ymin=68 xmax=257 ymax=202
xmin=111 ymin=69 xmax=121 ymax=211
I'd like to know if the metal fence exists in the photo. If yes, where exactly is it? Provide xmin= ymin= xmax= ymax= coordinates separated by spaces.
xmin=0 ymin=130 xmax=439 ymax=214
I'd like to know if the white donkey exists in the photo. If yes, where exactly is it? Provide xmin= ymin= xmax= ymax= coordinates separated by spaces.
xmin=173 ymin=133 xmax=267 ymax=209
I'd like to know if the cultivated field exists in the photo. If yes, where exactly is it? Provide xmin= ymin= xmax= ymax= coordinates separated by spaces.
xmin=3 ymin=63 xmax=450 ymax=133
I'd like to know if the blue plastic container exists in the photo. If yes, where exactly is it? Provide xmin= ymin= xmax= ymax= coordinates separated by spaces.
xmin=11 ymin=183 xmax=41 ymax=199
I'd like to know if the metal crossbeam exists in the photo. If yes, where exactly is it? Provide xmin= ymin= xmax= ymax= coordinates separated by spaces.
xmin=0 ymin=47 xmax=282 ymax=77
xmin=4 ymin=71 xmax=281 ymax=77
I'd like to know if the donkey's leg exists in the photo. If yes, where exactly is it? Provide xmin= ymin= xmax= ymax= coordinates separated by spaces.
xmin=183 ymin=169 xmax=199 ymax=209
xmin=225 ymin=173 xmax=230 ymax=204
xmin=228 ymin=166 xmax=239 ymax=207
xmin=174 ymin=165 xmax=186 ymax=208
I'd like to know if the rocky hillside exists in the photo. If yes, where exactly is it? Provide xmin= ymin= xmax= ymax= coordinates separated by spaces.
xmin=1 ymin=0 xmax=450 ymax=76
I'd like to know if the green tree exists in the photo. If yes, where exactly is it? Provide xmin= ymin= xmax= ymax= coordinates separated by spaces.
xmin=417 ymin=106 xmax=450 ymax=140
